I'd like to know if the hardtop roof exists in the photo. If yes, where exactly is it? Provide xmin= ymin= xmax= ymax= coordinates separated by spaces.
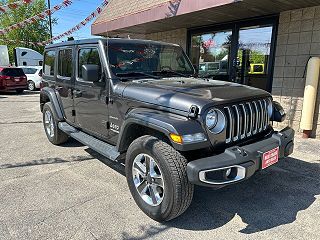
xmin=44 ymin=37 xmax=179 ymax=49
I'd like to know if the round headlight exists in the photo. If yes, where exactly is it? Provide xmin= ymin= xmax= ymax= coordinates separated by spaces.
xmin=206 ymin=109 xmax=218 ymax=129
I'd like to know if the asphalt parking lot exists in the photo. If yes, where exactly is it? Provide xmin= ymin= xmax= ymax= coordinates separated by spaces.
xmin=0 ymin=91 xmax=319 ymax=240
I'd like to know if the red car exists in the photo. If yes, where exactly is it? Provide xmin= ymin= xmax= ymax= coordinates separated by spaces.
xmin=0 ymin=67 xmax=28 ymax=94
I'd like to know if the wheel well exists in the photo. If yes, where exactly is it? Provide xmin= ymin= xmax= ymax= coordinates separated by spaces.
xmin=119 ymin=123 xmax=171 ymax=153
xmin=40 ymin=93 xmax=50 ymax=112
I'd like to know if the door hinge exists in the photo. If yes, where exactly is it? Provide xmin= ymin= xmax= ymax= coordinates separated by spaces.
xmin=72 ymin=110 xmax=76 ymax=116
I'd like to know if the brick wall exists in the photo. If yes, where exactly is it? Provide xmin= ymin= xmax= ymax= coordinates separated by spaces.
xmin=145 ymin=28 xmax=188 ymax=51
xmin=95 ymin=0 xmax=171 ymax=24
xmin=273 ymin=6 xmax=320 ymax=138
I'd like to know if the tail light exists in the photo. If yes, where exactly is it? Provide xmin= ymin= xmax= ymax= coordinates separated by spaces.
xmin=0 ymin=76 xmax=9 ymax=87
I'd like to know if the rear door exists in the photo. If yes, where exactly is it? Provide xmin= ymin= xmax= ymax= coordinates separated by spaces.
xmin=55 ymin=47 xmax=75 ymax=123
xmin=73 ymin=45 xmax=109 ymax=139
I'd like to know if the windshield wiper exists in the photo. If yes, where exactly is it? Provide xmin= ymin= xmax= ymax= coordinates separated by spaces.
xmin=153 ymin=70 xmax=189 ymax=78
xmin=115 ymin=72 xmax=160 ymax=80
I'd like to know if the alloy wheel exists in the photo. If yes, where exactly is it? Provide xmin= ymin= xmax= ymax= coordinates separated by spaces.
xmin=132 ymin=153 xmax=165 ymax=206
xmin=44 ymin=110 xmax=54 ymax=138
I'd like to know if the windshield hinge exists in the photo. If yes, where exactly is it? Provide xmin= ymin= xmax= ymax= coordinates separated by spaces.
xmin=188 ymin=105 xmax=199 ymax=118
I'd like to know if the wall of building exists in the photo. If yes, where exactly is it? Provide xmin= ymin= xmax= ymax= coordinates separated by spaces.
xmin=145 ymin=28 xmax=188 ymax=51
xmin=273 ymin=6 xmax=320 ymax=137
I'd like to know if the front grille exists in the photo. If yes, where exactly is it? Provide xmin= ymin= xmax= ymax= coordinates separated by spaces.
xmin=223 ymin=98 xmax=270 ymax=143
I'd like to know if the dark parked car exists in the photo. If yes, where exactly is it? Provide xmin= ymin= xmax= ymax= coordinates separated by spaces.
xmin=40 ymin=38 xmax=294 ymax=222
xmin=0 ymin=67 xmax=27 ymax=93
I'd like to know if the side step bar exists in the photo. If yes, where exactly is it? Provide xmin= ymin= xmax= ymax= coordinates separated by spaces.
xmin=58 ymin=122 xmax=120 ymax=161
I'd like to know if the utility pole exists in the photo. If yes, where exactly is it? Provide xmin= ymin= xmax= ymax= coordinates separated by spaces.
xmin=47 ymin=0 xmax=53 ymax=39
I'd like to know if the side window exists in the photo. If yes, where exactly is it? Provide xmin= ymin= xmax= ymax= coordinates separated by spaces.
xmin=58 ymin=49 xmax=73 ymax=78
xmin=78 ymin=48 xmax=101 ymax=80
xmin=44 ymin=50 xmax=55 ymax=76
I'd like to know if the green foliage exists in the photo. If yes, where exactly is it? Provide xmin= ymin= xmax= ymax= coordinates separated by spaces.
xmin=0 ymin=0 xmax=52 ymax=62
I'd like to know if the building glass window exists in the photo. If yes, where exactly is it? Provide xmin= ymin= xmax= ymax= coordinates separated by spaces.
xmin=236 ymin=26 xmax=273 ymax=90
xmin=189 ymin=19 xmax=276 ymax=92
xmin=191 ymin=30 xmax=232 ymax=81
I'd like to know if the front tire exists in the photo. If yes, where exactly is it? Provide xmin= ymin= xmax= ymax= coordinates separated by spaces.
xmin=126 ymin=135 xmax=194 ymax=222
xmin=42 ymin=102 xmax=69 ymax=145
xmin=28 ymin=81 xmax=36 ymax=91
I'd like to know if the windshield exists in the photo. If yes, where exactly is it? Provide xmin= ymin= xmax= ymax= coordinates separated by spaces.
xmin=107 ymin=42 xmax=194 ymax=78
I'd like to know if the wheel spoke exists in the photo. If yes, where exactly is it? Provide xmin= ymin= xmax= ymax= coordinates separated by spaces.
xmin=145 ymin=155 xmax=151 ymax=174
xmin=152 ymin=177 xmax=163 ymax=187
xmin=149 ymin=158 xmax=156 ymax=176
xmin=148 ymin=185 xmax=158 ymax=205
xmin=133 ymin=161 xmax=146 ymax=177
xmin=136 ymin=180 xmax=148 ymax=194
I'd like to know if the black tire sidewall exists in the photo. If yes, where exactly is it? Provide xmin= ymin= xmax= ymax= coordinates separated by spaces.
xmin=126 ymin=137 xmax=177 ymax=222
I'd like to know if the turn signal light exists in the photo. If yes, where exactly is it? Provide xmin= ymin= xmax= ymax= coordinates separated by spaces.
xmin=170 ymin=133 xmax=183 ymax=144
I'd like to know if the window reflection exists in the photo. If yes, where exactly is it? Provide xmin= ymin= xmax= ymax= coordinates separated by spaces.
xmin=237 ymin=26 xmax=272 ymax=90
xmin=191 ymin=31 xmax=232 ymax=81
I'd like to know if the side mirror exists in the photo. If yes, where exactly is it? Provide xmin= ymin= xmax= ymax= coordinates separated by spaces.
xmin=82 ymin=64 xmax=100 ymax=82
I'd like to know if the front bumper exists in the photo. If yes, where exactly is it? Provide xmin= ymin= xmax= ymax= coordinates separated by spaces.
xmin=187 ymin=127 xmax=294 ymax=188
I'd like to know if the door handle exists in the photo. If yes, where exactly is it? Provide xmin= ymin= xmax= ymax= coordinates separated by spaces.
xmin=73 ymin=90 xmax=82 ymax=98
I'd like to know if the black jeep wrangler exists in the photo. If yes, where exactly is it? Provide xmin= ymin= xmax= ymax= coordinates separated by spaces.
xmin=40 ymin=38 xmax=294 ymax=221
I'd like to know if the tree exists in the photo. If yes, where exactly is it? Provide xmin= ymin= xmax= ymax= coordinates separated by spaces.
xmin=0 ymin=0 xmax=52 ymax=62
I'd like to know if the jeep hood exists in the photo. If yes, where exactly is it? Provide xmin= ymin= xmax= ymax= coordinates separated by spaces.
xmin=120 ymin=77 xmax=271 ymax=115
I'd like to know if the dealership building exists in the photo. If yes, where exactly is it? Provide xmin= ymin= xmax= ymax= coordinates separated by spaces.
xmin=92 ymin=0 xmax=320 ymax=138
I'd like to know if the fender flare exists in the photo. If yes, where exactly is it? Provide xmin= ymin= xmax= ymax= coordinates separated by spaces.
xmin=117 ymin=108 xmax=210 ymax=152
xmin=40 ymin=87 xmax=65 ymax=121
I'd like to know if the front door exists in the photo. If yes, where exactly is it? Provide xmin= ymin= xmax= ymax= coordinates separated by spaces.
xmin=55 ymin=47 xmax=75 ymax=123
xmin=189 ymin=17 xmax=277 ymax=92
xmin=73 ymin=46 xmax=109 ymax=139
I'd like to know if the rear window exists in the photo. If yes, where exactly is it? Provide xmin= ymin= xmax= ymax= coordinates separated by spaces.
xmin=58 ymin=49 xmax=73 ymax=78
xmin=22 ymin=68 xmax=37 ymax=74
xmin=0 ymin=68 xmax=25 ymax=77
xmin=44 ymin=50 xmax=55 ymax=76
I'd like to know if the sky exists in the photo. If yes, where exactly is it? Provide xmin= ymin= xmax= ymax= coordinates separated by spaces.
xmin=50 ymin=0 xmax=103 ymax=42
